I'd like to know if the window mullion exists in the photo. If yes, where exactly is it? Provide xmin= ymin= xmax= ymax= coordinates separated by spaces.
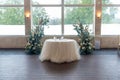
xmin=62 ymin=0 xmax=64 ymax=36
xmin=0 ymin=5 xmax=24 ymax=7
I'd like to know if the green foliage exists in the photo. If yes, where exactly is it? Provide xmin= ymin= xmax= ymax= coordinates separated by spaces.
xmin=0 ymin=0 xmax=24 ymax=25
xmin=64 ymin=0 xmax=117 ymax=24
xmin=32 ymin=7 xmax=49 ymax=25
xmin=64 ymin=0 xmax=94 ymax=4
xmin=0 ymin=0 xmax=117 ymax=25
xmin=25 ymin=15 xmax=49 ymax=55
xmin=0 ymin=7 xmax=24 ymax=25
xmin=25 ymin=26 xmax=44 ymax=54
xmin=102 ymin=0 xmax=110 ymax=4
xmin=73 ymin=21 xmax=94 ymax=55
xmin=102 ymin=7 xmax=118 ymax=23
xmin=64 ymin=0 xmax=94 ymax=24
xmin=65 ymin=7 xmax=93 ymax=24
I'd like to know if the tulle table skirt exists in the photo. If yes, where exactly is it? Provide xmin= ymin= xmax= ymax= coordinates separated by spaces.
xmin=39 ymin=39 xmax=81 ymax=63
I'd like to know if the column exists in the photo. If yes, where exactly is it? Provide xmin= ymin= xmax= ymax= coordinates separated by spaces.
xmin=24 ymin=0 xmax=32 ymax=35
xmin=94 ymin=0 xmax=102 ymax=49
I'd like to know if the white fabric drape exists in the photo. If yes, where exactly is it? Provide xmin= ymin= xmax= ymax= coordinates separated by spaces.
xmin=39 ymin=39 xmax=81 ymax=63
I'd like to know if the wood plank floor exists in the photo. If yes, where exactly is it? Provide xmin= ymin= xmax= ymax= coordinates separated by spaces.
xmin=0 ymin=49 xmax=120 ymax=80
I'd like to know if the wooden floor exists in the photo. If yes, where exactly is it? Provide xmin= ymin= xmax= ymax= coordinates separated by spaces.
xmin=0 ymin=49 xmax=120 ymax=80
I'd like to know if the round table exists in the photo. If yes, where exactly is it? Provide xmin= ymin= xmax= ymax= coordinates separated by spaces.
xmin=39 ymin=39 xmax=81 ymax=63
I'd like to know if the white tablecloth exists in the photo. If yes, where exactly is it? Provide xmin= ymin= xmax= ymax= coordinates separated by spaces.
xmin=39 ymin=39 xmax=81 ymax=63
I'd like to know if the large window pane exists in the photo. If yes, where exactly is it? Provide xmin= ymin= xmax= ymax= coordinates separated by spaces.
xmin=32 ymin=7 xmax=61 ymax=35
xmin=0 ymin=7 xmax=25 ymax=35
xmin=64 ymin=7 xmax=94 ymax=35
xmin=101 ymin=7 xmax=120 ymax=35
xmin=0 ymin=0 xmax=24 ymax=5
xmin=32 ymin=0 xmax=61 ymax=5
xmin=64 ymin=0 xmax=94 ymax=4
xmin=102 ymin=0 xmax=120 ymax=4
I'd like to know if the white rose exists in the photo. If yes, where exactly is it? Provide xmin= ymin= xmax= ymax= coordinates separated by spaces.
xmin=32 ymin=38 xmax=35 ymax=40
xmin=89 ymin=47 xmax=91 ymax=49
xmin=33 ymin=47 xmax=36 ymax=50
xmin=82 ymin=47 xmax=85 ymax=49
xmin=27 ymin=42 xmax=30 ymax=45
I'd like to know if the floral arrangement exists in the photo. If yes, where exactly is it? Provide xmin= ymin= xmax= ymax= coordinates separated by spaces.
xmin=73 ymin=21 xmax=94 ymax=55
xmin=25 ymin=16 xmax=49 ymax=54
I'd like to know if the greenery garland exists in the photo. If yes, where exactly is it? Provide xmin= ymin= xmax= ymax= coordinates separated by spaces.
xmin=73 ymin=21 xmax=94 ymax=55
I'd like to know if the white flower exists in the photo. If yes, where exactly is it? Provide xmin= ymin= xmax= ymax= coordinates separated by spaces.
xmin=82 ymin=42 xmax=85 ymax=45
xmin=35 ymin=43 xmax=37 ymax=45
xmin=27 ymin=42 xmax=30 ymax=45
xmin=89 ymin=43 xmax=92 ymax=45
xmin=89 ymin=47 xmax=91 ymax=49
xmin=33 ymin=47 xmax=36 ymax=50
xmin=86 ymin=39 xmax=88 ymax=41
xmin=32 ymin=38 xmax=35 ymax=40
xmin=82 ymin=47 xmax=85 ymax=49
xmin=37 ymin=44 xmax=40 ymax=46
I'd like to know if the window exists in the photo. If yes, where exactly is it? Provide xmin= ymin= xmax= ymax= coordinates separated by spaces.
xmin=0 ymin=0 xmax=25 ymax=35
xmin=32 ymin=0 xmax=94 ymax=35
xmin=32 ymin=0 xmax=61 ymax=35
xmin=64 ymin=0 xmax=94 ymax=4
xmin=64 ymin=7 xmax=94 ymax=35
xmin=64 ymin=0 xmax=94 ymax=35
xmin=32 ymin=0 xmax=61 ymax=5
xmin=102 ymin=0 xmax=120 ymax=4
xmin=0 ymin=0 xmax=24 ymax=5
xmin=101 ymin=0 xmax=120 ymax=35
